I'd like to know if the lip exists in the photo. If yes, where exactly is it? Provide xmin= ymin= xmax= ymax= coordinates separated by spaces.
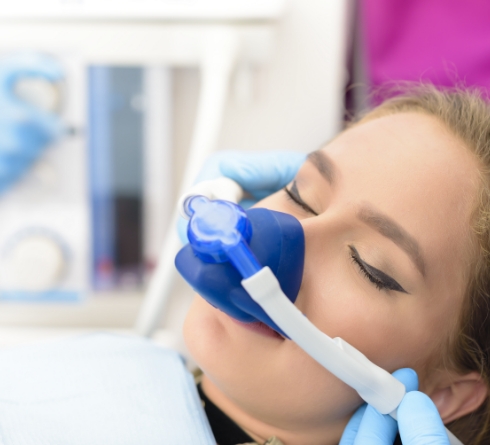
xmin=230 ymin=317 xmax=285 ymax=340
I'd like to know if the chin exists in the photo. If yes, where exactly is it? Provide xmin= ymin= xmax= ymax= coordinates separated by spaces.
xmin=183 ymin=294 xmax=361 ymax=428
xmin=184 ymin=295 xmax=276 ymax=383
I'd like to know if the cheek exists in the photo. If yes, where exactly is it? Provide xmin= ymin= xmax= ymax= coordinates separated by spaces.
xmin=300 ymin=284 xmax=443 ymax=375
xmin=183 ymin=296 xmax=228 ymax=370
xmin=297 ymin=231 xmax=450 ymax=376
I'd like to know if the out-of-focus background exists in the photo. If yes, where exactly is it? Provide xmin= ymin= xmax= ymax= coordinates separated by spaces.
xmin=0 ymin=0 xmax=487 ymax=357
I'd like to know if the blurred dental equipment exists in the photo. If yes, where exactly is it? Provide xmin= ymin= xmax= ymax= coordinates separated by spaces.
xmin=0 ymin=52 xmax=92 ymax=303
xmin=0 ymin=52 xmax=65 ymax=194
xmin=0 ymin=53 xmax=174 ymax=304
xmin=0 ymin=0 xmax=304 ymax=332
xmin=175 ymin=178 xmax=463 ymax=445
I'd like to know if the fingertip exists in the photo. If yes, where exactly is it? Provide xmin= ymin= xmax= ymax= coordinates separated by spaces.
xmin=354 ymin=405 xmax=398 ymax=445
xmin=400 ymin=391 xmax=437 ymax=410
xmin=392 ymin=368 xmax=419 ymax=392
xmin=351 ymin=403 xmax=368 ymax=422
xmin=339 ymin=404 xmax=367 ymax=445
xmin=219 ymin=158 xmax=249 ymax=183
xmin=286 ymin=152 xmax=307 ymax=165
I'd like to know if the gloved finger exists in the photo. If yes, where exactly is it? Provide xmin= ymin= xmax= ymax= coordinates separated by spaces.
xmin=393 ymin=368 xmax=419 ymax=392
xmin=339 ymin=404 xmax=367 ymax=445
xmin=398 ymin=392 xmax=450 ymax=445
xmin=342 ymin=368 xmax=419 ymax=445
xmin=353 ymin=405 xmax=398 ymax=445
xmin=219 ymin=151 xmax=305 ymax=194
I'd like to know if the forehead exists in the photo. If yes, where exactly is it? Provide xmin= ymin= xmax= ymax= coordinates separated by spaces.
xmin=319 ymin=112 xmax=479 ymax=284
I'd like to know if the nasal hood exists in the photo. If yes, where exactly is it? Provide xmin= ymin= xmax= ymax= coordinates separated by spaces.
xmin=175 ymin=207 xmax=305 ymax=336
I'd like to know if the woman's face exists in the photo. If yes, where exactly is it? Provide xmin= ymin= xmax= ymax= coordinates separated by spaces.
xmin=184 ymin=113 xmax=481 ymax=443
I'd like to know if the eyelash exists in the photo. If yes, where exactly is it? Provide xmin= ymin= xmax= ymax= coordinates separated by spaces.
xmin=350 ymin=254 xmax=389 ymax=291
xmin=350 ymin=246 xmax=407 ymax=293
xmin=283 ymin=185 xmax=318 ymax=215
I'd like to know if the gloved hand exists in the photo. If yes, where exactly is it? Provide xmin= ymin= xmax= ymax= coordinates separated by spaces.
xmin=0 ymin=52 xmax=65 ymax=193
xmin=340 ymin=368 xmax=450 ymax=445
xmin=177 ymin=150 xmax=306 ymax=244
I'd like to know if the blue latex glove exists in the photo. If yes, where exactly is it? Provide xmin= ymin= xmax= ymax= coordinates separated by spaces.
xmin=340 ymin=368 xmax=450 ymax=445
xmin=177 ymin=150 xmax=306 ymax=244
xmin=0 ymin=52 xmax=65 ymax=193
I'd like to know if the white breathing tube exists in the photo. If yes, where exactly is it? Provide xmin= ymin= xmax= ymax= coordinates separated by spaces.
xmin=182 ymin=177 xmax=463 ymax=445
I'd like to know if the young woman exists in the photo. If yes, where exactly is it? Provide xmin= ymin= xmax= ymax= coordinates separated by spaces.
xmin=184 ymin=87 xmax=490 ymax=445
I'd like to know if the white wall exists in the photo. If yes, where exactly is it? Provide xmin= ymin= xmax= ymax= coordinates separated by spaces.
xmin=173 ymin=0 xmax=350 ymax=187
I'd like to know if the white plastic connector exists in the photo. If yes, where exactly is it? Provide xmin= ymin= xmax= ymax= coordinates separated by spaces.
xmin=242 ymin=267 xmax=463 ymax=445
xmin=178 ymin=177 xmax=244 ymax=219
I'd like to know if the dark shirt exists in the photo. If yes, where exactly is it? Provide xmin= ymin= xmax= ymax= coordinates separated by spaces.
xmin=197 ymin=382 xmax=255 ymax=445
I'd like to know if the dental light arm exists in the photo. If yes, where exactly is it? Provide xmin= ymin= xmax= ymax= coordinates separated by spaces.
xmin=178 ymin=178 xmax=462 ymax=445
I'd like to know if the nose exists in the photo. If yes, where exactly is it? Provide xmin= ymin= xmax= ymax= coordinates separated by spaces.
xmin=293 ymin=209 xmax=348 ymax=307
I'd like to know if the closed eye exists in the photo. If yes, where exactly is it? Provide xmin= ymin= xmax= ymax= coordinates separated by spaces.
xmin=349 ymin=245 xmax=408 ymax=294
xmin=285 ymin=182 xmax=407 ymax=294
xmin=284 ymin=181 xmax=318 ymax=216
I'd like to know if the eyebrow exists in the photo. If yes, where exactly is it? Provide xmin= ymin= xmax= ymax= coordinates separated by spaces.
xmin=307 ymin=151 xmax=337 ymax=185
xmin=357 ymin=205 xmax=426 ymax=277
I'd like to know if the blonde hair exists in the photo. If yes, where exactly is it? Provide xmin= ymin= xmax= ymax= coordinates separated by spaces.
xmin=357 ymin=85 xmax=490 ymax=444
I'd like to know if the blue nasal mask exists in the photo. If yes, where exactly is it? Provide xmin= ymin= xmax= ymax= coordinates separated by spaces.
xmin=175 ymin=196 xmax=304 ymax=337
